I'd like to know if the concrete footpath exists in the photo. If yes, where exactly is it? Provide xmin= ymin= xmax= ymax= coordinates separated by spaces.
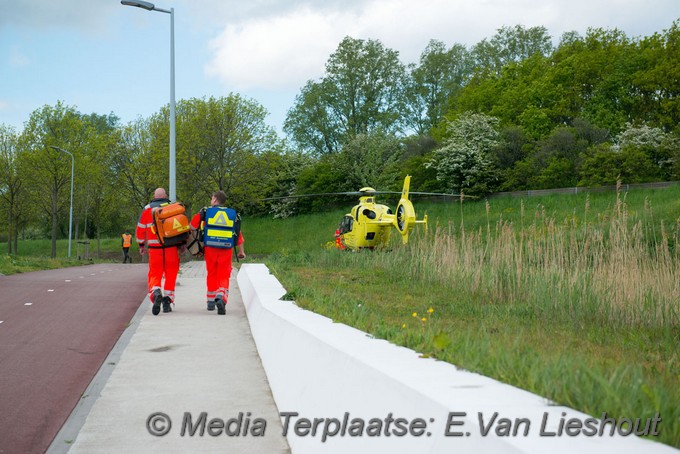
xmin=48 ymin=261 xmax=290 ymax=453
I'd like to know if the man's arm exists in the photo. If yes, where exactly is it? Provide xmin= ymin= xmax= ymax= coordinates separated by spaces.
xmin=236 ymin=232 xmax=245 ymax=259
xmin=136 ymin=208 xmax=150 ymax=254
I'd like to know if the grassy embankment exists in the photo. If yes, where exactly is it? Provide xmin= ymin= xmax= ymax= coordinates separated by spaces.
xmin=247 ymin=185 xmax=680 ymax=449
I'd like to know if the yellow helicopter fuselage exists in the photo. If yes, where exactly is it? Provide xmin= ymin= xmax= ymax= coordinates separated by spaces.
xmin=335 ymin=176 xmax=427 ymax=250
xmin=338 ymin=197 xmax=395 ymax=249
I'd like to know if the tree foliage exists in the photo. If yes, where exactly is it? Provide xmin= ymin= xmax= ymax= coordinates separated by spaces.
xmin=19 ymin=102 xmax=96 ymax=257
xmin=285 ymin=37 xmax=407 ymax=154
xmin=471 ymin=25 xmax=553 ymax=76
xmin=427 ymin=112 xmax=500 ymax=194
xmin=173 ymin=95 xmax=280 ymax=211
xmin=404 ymin=40 xmax=472 ymax=135
xmin=0 ymin=125 xmax=26 ymax=254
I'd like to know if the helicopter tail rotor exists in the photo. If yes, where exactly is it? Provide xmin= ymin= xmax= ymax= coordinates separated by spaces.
xmin=393 ymin=176 xmax=428 ymax=244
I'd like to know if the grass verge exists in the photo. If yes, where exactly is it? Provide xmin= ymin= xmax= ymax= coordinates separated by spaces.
xmin=259 ymin=186 xmax=679 ymax=448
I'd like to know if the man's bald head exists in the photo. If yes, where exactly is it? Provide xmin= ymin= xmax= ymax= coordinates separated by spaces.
xmin=154 ymin=188 xmax=168 ymax=199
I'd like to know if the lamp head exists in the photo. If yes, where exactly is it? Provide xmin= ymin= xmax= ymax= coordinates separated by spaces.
xmin=121 ymin=1 xmax=155 ymax=11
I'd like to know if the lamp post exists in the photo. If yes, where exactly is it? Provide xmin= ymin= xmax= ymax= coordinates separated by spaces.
xmin=51 ymin=146 xmax=74 ymax=258
xmin=121 ymin=0 xmax=176 ymax=201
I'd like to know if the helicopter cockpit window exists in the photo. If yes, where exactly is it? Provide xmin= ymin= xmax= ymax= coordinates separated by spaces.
xmin=339 ymin=215 xmax=353 ymax=234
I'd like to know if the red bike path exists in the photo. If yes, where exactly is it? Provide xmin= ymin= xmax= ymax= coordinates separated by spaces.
xmin=0 ymin=263 xmax=147 ymax=454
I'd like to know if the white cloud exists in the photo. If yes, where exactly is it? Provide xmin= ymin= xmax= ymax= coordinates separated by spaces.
xmin=205 ymin=0 xmax=679 ymax=93
xmin=206 ymin=7 xmax=360 ymax=90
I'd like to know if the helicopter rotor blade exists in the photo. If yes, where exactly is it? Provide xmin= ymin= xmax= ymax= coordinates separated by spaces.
xmin=369 ymin=190 xmax=476 ymax=198
xmin=408 ymin=191 xmax=477 ymax=198
xmin=258 ymin=192 xmax=362 ymax=201
xmin=258 ymin=190 xmax=476 ymax=201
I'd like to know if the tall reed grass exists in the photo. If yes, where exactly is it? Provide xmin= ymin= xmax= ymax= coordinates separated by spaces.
xmin=391 ymin=189 xmax=679 ymax=329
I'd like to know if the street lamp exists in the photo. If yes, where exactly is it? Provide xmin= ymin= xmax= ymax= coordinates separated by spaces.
xmin=121 ymin=0 xmax=176 ymax=201
xmin=51 ymin=146 xmax=74 ymax=258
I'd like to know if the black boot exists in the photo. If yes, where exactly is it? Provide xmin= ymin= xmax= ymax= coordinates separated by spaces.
xmin=162 ymin=296 xmax=172 ymax=313
xmin=152 ymin=289 xmax=163 ymax=316
xmin=215 ymin=296 xmax=226 ymax=315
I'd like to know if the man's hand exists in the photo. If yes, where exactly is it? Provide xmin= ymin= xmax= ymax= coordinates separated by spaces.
xmin=178 ymin=244 xmax=187 ymax=254
xmin=139 ymin=246 xmax=146 ymax=255
xmin=237 ymin=251 xmax=246 ymax=260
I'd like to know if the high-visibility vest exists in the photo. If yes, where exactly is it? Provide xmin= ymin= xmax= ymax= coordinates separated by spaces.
xmin=122 ymin=233 xmax=132 ymax=247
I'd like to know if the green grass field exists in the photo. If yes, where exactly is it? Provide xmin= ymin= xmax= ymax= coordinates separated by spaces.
xmin=2 ymin=185 xmax=678 ymax=447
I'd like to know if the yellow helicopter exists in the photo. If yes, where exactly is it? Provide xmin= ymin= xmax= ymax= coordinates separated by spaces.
xmin=334 ymin=175 xmax=427 ymax=250
xmin=264 ymin=175 xmax=459 ymax=250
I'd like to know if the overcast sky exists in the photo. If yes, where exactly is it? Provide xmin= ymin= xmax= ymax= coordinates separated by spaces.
xmin=1 ymin=0 xmax=678 ymax=134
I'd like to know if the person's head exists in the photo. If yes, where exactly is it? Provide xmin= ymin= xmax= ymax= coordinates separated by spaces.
xmin=154 ymin=188 xmax=168 ymax=199
xmin=211 ymin=190 xmax=227 ymax=206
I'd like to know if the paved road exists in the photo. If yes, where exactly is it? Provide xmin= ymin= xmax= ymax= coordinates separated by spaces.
xmin=0 ymin=263 xmax=147 ymax=454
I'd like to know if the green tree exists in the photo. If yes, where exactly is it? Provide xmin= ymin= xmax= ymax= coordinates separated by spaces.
xmin=284 ymin=80 xmax=343 ymax=156
xmin=632 ymin=20 xmax=680 ymax=131
xmin=285 ymin=37 xmax=407 ymax=154
xmin=471 ymin=25 xmax=553 ymax=76
xmin=112 ymin=117 xmax=162 ymax=212
xmin=77 ymin=113 xmax=122 ymax=256
xmin=404 ymin=40 xmax=472 ymax=135
xmin=579 ymin=143 xmax=658 ymax=185
xmin=19 ymin=102 xmax=95 ymax=258
xmin=528 ymin=120 xmax=609 ymax=188
xmin=260 ymin=150 xmax=316 ymax=218
xmin=547 ymin=27 xmax=644 ymax=133
xmin=494 ymin=125 xmax=531 ymax=170
xmin=335 ymin=130 xmax=402 ymax=190
xmin=427 ymin=112 xmax=500 ymax=194
xmin=615 ymin=123 xmax=674 ymax=179
xmin=0 ymin=125 xmax=25 ymax=254
xmin=174 ymin=95 xmax=281 ymax=211
xmin=293 ymin=157 xmax=347 ymax=213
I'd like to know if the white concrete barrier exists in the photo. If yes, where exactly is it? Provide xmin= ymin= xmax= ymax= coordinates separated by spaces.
xmin=238 ymin=263 xmax=676 ymax=454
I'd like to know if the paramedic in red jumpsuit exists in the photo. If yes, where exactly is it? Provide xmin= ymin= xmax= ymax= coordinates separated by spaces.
xmin=136 ymin=187 xmax=183 ymax=315
xmin=190 ymin=190 xmax=246 ymax=315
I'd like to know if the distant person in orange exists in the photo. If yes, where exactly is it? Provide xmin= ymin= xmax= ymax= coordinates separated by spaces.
xmin=121 ymin=231 xmax=132 ymax=263
xmin=190 ymin=190 xmax=245 ymax=315
xmin=136 ymin=188 xmax=183 ymax=315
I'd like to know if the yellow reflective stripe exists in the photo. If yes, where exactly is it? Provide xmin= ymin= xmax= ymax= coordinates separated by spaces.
xmin=205 ymin=228 xmax=233 ymax=238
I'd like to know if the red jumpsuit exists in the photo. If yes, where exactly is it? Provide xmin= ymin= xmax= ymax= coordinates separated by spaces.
xmin=136 ymin=199 xmax=181 ymax=304
xmin=190 ymin=211 xmax=244 ymax=303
